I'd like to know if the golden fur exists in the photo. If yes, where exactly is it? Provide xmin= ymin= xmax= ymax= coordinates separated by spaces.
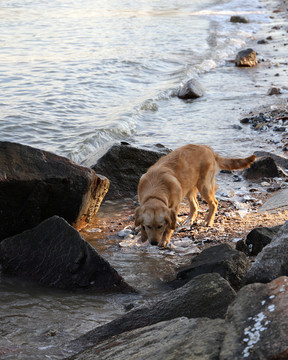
xmin=135 ymin=144 xmax=256 ymax=247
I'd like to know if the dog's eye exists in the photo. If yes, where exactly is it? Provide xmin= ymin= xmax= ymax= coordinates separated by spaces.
xmin=142 ymin=225 xmax=145 ymax=231
xmin=157 ymin=225 xmax=162 ymax=229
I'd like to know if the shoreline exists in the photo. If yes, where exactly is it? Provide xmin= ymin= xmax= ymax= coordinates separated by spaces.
xmin=81 ymin=0 xmax=288 ymax=254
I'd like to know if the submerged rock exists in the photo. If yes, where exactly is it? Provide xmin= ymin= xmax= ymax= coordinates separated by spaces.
xmin=177 ymin=78 xmax=204 ymax=100
xmin=220 ymin=277 xmax=288 ymax=359
xmin=68 ymin=317 xmax=226 ymax=360
xmin=81 ymin=142 xmax=170 ymax=200
xmin=0 ymin=142 xmax=109 ymax=241
xmin=245 ymin=220 xmax=288 ymax=284
xmin=0 ymin=216 xmax=134 ymax=292
xmin=69 ymin=273 xmax=235 ymax=353
xmin=171 ymin=244 xmax=250 ymax=291
xmin=235 ymin=48 xmax=257 ymax=67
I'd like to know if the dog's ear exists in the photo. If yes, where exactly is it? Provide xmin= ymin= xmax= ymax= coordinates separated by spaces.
xmin=135 ymin=206 xmax=143 ymax=227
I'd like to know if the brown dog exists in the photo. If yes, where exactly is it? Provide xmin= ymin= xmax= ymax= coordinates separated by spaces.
xmin=135 ymin=144 xmax=256 ymax=247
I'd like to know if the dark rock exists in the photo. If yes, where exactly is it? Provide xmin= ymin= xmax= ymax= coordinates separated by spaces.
xmin=268 ymin=87 xmax=281 ymax=95
xmin=243 ymin=156 xmax=279 ymax=180
xmin=240 ymin=117 xmax=250 ymax=124
xmin=230 ymin=15 xmax=249 ymax=23
xmin=220 ymin=276 xmax=288 ymax=359
xmin=178 ymin=78 xmax=205 ymax=100
xmin=237 ymin=225 xmax=282 ymax=256
xmin=69 ymin=273 xmax=236 ymax=353
xmin=0 ymin=216 xmax=134 ymax=292
xmin=0 ymin=142 xmax=109 ymax=241
xmin=81 ymin=143 xmax=170 ymax=200
xmin=245 ymin=221 xmax=288 ymax=284
xmin=257 ymin=39 xmax=268 ymax=44
xmin=172 ymin=244 xmax=250 ymax=291
xmin=231 ymin=124 xmax=242 ymax=130
xmin=67 ymin=317 xmax=226 ymax=360
xmin=254 ymin=151 xmax=288 ymax=170
xmin=235 ymin=48 xmax=257 ymax=67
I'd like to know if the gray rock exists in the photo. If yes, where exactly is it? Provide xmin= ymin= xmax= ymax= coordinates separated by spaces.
xmin=0 ymin=142 xmax=109 ymax=241
xmin=230 ymin=15 xmax=249 ymax=23
xmin=67 ymin=317 xmax=226 ymax=360
xmin=235 ymin=48 xmax=257 ymax=67
xmin=173 ymin=244 xmax=250 ymax=290
xmin=81 ymin=143 xmax=170 ymax=200
xmin=245 ymin=220 xmax=288 ymax=284
xmin=254 ymin=151 xmax=288 ymax=170
xmin=69 ymin=273 xmax=236 ymax=353
xmin=0 ymin=216 xmax=134 ymax=292
xmin=236 ymin=225 xmax=282 ymax=256
xmin=220 ymin=276 xmax=288 ymax=359
xmin=243 ymin=156 xmax=279 ymax=179
xmin=259 ymin=188 xmax=288 ymax=212
xmin=178 ymin=78 xmax=205 ymax=100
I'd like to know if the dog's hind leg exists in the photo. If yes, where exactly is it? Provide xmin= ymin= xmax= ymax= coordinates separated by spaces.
xmin=198 ymin=179 xmax=218 ymax=227
xmin=184 ymin=189 xmax=199 ymax=226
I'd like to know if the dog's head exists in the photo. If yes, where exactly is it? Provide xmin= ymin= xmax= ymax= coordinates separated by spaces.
xmin=135 ymin=203 xmax=176 ymax=246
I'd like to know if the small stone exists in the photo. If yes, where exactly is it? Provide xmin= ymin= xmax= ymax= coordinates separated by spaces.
xmin=268 ymin=87 xmax=281 ymax=95
xmin=235 ymin=48 xmax=257 ymax=67
xmin=240 ymin=117 xmax=250 ymax=124
xmin=230 ymin=15 xmax=249 ymax=23
xmin=178 ymin=78 xmax=205 ymax=100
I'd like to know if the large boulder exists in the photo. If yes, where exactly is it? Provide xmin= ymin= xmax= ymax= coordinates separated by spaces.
xmin=0 ymin=142 xmax=109 ymax=241
xmin=70 ymin=273 xmax=236 ymax=353
xmin=67 ymin=317 xmax=226 ymax=360
xmin=236 ymin=225 xmax=282 ymax=256
xmin=245 ymin=220 xmax=288 ymax=284
xmin=177 ymin=78 xmax=204 ymax=100
xmin=235 ymin=48 xmax=257 ymax=67
xmin=254 ymin=150 xmax=288 ymax=170
xmin=220 ymin=276 xmax=288 ymax=359
xmin=0 ymin=216 xmax=134 ymax=292
xmin=172 ymin=244 xmax=250 ymax=291
xmin=243 ymin=156 xmax=279 ymax=180
xmin=81 ymin=142 xmax=170 ymax=200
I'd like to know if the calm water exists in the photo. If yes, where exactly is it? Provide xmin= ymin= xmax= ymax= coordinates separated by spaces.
xmin=0 ymin=0 xmax=284 ymax=358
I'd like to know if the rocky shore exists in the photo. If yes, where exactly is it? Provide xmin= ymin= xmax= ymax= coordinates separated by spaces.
xmin=67 ymin=1 xmax=288 ymax=358
xmin=0 ymin=0 xmax=288 ymax=359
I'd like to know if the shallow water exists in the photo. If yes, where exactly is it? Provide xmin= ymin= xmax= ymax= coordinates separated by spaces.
xmin=1 ymin=0 xmax=285 ymax=163
xmin=0 ymin=0 xmax=287 ymax=358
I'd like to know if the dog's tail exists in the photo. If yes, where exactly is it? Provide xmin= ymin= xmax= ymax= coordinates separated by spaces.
xmin=215 ymin=153 xmax=256 ymax=171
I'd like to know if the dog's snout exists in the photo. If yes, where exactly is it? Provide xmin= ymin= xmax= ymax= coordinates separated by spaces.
xmin=150 ymin=241 xmax=158 ymax=246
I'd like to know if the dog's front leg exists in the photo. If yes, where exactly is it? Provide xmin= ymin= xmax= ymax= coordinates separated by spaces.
xmin=159 ymin=228 xmax=174 ymax=248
